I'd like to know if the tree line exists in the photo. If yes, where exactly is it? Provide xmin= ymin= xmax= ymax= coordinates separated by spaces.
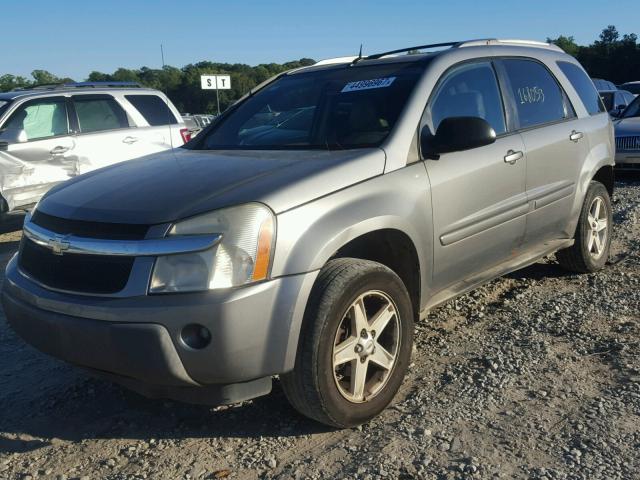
xmin=2 ymin=25 xmax=639 ymax=114
xmin=0 ymin=59 xmax=315 ymax=114
xmin=548 ymin=25 xmax=639 ymax=84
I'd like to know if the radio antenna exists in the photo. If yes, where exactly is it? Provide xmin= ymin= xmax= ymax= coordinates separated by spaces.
xmin=351 ymin=44 xmax=364 ymax=65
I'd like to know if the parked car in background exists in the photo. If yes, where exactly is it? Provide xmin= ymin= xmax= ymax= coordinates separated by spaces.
xmin=0 ymin=82 xmax=188 ymax=214
xmin=618 ymin=81 xmax=640 ymax=96
xmin=614 ymin=95 xmax=640 ymax=170
xmin=591 ymin=78 xmax=617 ymax=91
xmin=181 ymin=114 xmax=216 ymax=138
xmin=3 ymin=39 xmax=615 ymax=428
xmin=600 ymin=89 xmax=636 ymax=117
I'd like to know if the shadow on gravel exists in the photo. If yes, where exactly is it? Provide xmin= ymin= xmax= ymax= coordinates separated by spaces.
xmin=506 ymin=261 xmax=574 ymax=281
xmin=0 ymin=377 xmax=331 ymax=452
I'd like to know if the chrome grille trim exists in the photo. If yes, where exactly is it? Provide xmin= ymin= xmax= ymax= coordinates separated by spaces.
xmin=616 ymin=136 xmax=640 ymax=151
xmin=23 ymin=219 xmax=221 ymax=257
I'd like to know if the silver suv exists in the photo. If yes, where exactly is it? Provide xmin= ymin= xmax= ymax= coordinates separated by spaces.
xmin=0 ymin=82 xmax=188 ymax=214
xmin=2 ymin=40 xmax=615 ymax=427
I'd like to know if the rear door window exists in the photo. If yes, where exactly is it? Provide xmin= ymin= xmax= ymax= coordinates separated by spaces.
xmin=501 ymin=59 xmax=573 ymax=130
xmin=73 ymin=95 xmax=129 ymax=133
xmin=557 ymin=61 xmax=606 ymax=115
xmin=125 ymin=95 xmax=178 ymax=126
xmin=429 ymin=61 xmax=506 ymax=135
xmin=3 ymin=98 xmax=69 ymax=140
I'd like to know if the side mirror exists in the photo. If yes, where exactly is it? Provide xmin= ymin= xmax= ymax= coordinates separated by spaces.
xmin=0 ymin=128 xmax=27 ymax=149
xmin=421 ymin=116 xmax=496 ymax=158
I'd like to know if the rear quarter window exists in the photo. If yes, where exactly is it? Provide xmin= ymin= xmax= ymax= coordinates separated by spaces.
xmin=125 ymin=95 xmax=178 ymax=126
xmin=557 ymin=61 xmax=606 ymax=115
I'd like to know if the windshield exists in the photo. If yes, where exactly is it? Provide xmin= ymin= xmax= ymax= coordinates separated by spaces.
xmin=195 ymin=62 xmax=425 ymax=150
xmin=622 ymin=96 xmax=640 ymax=118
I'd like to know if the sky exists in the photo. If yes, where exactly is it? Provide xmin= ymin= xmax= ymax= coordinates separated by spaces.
xmin=3 ymin=0 xmax=638 ymax=81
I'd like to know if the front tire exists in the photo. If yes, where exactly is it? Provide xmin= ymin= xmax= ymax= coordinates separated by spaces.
xmin=281 ymin=258 xmax=414 ymax=428
xmin=556 ymin=181 xmax=612 ymax=273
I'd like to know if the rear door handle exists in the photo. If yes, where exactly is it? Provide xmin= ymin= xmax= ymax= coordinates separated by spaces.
xmin=123 ymin=136 xmax=139 ymax=144
xmin=50 ymin=146 xmax=70 ymax=155
xmin=570 ymin=130 xmax=584 ymax=142
xmin=504 ymin=150 xmax=523 ymax=165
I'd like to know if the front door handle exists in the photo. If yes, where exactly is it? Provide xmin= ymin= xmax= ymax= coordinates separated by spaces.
xmin=50 ymin=146 xmax=70 ymax=155
xmin=123 ymin=136 xmax=139 ymax=145
xmin=570 ymin=130 xmax=584 ymax=142
xmin=504 ymin=150 xmax=523 ymax=165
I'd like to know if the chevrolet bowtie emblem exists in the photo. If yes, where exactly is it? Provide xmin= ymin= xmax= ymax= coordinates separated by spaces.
xmin=48 ymin=235 xmax=70 ymax=255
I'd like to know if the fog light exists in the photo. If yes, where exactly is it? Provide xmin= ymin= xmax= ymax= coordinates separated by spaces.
xmin=181 ymin=324 xmax=211 ymax=350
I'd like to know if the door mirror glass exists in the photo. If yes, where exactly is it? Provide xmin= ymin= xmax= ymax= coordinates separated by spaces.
xmin=422 ymin=116 xmax=496 ymax=157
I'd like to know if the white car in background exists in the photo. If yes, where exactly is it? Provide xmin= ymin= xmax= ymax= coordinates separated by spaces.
xmin=0 ymin=82 xmax=189 ymax=214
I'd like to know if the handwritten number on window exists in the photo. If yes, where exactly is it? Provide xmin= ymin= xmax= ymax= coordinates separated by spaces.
xmin=517 ymin=86 xmax=545 ymax=104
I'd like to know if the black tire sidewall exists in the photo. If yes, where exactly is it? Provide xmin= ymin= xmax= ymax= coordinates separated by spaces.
xmin=313 ymin=265 xmax=414 ymax=427
xmin=577 ymin=182 xmax=612 ymax=271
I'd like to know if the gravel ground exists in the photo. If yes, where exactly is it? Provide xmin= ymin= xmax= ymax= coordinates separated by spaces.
xmin=0 ymin=175 xmax=638 ymax=480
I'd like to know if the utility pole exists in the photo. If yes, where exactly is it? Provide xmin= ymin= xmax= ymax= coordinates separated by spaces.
xmin=160 ymin=44 xmax=165 ymax=68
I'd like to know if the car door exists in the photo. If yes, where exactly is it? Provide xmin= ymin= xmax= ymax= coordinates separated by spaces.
xmin=0 ymin=96 xmax=78 ymax=209
xmin=70 ymin=94 xmax=142 ymax=175
xmin=422 ymin=60 xmax=527 ymax=291
xmin=497 ymin=58 xmax=589 ymax=246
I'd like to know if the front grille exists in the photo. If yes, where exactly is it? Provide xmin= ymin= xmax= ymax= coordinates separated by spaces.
xmin=616 ymin=136 xmax=640 ymax=151
xmin=19 ymin=211 xmax=149 ymax=294
xmin=19 ymin=237 xmax=134 ymax=294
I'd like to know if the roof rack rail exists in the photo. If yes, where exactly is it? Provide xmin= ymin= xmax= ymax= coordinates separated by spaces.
xmin=311 ymin=39 xmax=564 ymax=68
xmin=11 ymin=81 xmax=143 ymax=92
xmin=457 ymin=38 xmax=563 ymax=52
xmin=367 ymin=42 xmax=459 ymax=60
xmin=65 ymin=81 xmax=142 ymax=88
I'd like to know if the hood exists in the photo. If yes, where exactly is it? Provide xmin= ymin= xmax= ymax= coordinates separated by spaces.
xmin=614 ymin=116 xmax=640 ymax=137
xmin=37 ymin=147 xmax=386 ymax=224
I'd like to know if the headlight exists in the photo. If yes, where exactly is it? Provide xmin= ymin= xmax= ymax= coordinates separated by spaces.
xmin=149 ymin=203 xmax=275 ymax=293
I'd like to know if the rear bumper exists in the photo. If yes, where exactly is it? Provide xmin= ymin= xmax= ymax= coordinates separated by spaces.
xmin=2 ymin=254 xmax=318 ymax=404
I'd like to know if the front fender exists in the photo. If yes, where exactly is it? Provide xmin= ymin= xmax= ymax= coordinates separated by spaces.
xmin=271 ymin=162 xmax=433 ymax=302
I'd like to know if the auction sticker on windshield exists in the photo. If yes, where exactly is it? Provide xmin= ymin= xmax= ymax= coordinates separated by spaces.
xmin=341 ymin=77 xmax=396 ymax=93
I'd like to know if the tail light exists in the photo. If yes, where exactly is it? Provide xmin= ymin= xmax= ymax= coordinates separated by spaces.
xmin=180 ymin=128 xmax=192 ymax=144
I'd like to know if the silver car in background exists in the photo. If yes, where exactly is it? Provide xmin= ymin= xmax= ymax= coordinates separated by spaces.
xmin=614 ymin=94 xmax=640 ymax=170
xmin=0 ymin=82 xmax=188 ymax=214
xmin=2 ymin=39 xmax=615 ymax=428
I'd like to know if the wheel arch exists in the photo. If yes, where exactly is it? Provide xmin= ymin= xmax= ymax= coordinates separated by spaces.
xmin=329 ymin=229 xmax=421 ymax=321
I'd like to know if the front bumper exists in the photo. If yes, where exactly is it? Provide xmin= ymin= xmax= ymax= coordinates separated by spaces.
xmin=2 ymin=255 xmax=318 ymax=404
xmin=615 ymin=151 xmax=640 ymax=170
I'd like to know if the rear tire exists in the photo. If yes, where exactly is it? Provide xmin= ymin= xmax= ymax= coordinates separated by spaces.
xmin=556 ymin=181 xmax=612 ymax=273
xmin=281 ymin=258 xmax=414 ymax=428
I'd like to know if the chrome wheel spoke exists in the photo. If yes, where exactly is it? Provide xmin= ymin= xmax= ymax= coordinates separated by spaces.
xmin=333 ymin=337 xmax=358 ymax=366
xmin=370 ymin=343 xmax=395 ymax=370
xmin=597 ymin=219 xmax=608 ymax=232
xmin=351 ymin=297 xmax=368 ymax=333
xmin=350 ymin=358 xmax=368 ymax=401
xmin=592 ymin=198 xmax=602 ymax=219
xmin=594 ymin=232 xmax=603 ymax=254
xmin=587 ymin=231 xmax=596 ymax=252
xmin=369 ymin=303 xmax=395 ymax=335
